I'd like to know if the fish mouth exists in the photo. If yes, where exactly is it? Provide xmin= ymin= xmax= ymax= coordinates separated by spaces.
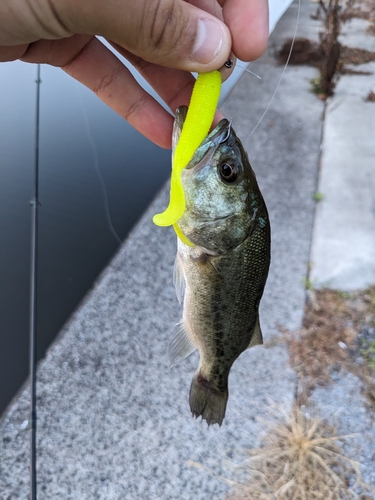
xmin=185 ymin=119 xmax=231 ymax=170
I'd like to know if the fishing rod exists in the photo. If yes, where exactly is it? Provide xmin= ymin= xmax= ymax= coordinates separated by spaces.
xmin=29 ymin=63 xmax=41 ymax=500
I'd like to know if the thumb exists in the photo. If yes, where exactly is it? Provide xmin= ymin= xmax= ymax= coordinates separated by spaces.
xmin=61 ymin=0 xmax=232 ymax=72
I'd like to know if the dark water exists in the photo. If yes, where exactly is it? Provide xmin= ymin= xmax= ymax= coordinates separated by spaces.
xmin=0 ymin=62 xmax=171 ymax=416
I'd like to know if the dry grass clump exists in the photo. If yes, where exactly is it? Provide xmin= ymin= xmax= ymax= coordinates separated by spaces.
xmin=225 ymin=406 xmax=365 ymax=500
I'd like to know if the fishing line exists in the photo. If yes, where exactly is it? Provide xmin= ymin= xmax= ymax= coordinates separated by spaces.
xmin=29 ymin=63 xmax=41 ymax=500
xmin=236 ymin=63 xmax=262 ymax=80
xmin=246 ymin=0 xmax=301 ymax=139
xmin=76 ymin=91 xmax=122 ymax=246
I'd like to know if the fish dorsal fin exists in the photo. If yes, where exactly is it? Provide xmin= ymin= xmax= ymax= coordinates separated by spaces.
xmin=247 ymin=314 xmax=263 ymax=348
xmin=168 ymin=321 xmax=196 ymax=367
xmin=173 ymin=252 xmax=185 ymax=304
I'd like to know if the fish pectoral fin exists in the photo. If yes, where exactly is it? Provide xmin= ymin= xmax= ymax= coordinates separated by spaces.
xmin=207 ymin=258 xmax=224 ymax=283
xmin=247 ymin=314 xmax=263 ymax=348
xmin=173 ymin=252 xmax=186 ymax=304
xmin=168 ymin=321 xmax=196 ymax=367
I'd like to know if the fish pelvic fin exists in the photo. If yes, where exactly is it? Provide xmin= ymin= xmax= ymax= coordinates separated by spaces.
xmin=247 ymin=314 xmax=263 ymax=349
xmin=168 ymin=321 xmax=196 ymax=367
xmin=189 ymin=372 xmax=228 ymax=426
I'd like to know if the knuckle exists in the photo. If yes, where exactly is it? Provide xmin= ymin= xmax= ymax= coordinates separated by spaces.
xmin=93 ymin=64 xmax=123 ymax=97
xmin=130 ymin=55 xmax=152 ymax=74
xmin=0 ymin=46 xmax=27 ymax=62
xmin=124 ymin=94 xmax=150 ymax=122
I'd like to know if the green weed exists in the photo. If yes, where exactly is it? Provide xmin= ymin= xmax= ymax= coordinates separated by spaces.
xmin=313 ymin=191 xmax=324 ymax=202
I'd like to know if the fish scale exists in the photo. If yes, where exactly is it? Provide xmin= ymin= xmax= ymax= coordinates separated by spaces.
xmin=169 ymin=106 xmax=271 ymax=426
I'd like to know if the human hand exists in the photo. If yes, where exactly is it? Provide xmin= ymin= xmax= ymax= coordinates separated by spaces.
xmin=0 ymin=0 xmax=269 ymax=148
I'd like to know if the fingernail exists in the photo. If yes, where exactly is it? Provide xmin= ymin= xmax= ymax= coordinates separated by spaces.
xmin=193 ymin=18 xmax=224 ymax=64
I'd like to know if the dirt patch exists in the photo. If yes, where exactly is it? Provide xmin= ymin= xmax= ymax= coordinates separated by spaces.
xmin=286 ymin=290 xmax=358 ymax=391
xmin=277 ymin=39 xmax=375 ymax=66
xmin=341 ymin=46 xmax=375 ymax=64
xmin=365 ymin=90 xmax=375 ymax=100
xmin=278 ymin=287 xmax=375 ymax=406
xmin=341 ymin=67 xmax=373 ymax=74
xmin=367 ymin=22 xmax=375 ymax=35
xmin=277 ymin=38 xmax=321 ymax=65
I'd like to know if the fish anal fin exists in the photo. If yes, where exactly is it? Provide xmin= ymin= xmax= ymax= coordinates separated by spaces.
xmin=168 ymin=321 xmax=196 ymax=367
xmin=247 ymin=314 xmax=263 ymax=349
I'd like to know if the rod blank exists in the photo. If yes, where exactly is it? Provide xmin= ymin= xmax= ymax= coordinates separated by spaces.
xmin=29 ymin=63 xmax=41 ymax=500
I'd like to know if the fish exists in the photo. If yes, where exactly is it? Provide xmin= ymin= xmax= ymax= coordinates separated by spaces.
xmin=169 ymin=106 xmax=271 ymax=426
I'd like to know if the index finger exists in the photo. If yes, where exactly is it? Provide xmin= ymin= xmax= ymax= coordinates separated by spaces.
xmin=220 ymin=0 xmax=269 ymax=61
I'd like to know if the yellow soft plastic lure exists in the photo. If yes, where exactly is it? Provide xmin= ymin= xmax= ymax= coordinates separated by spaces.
xmin=153 ymin=71 xmax=222 ymax=246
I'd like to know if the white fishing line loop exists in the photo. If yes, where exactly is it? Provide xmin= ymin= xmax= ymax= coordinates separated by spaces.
xmin=247 ymin=0 xmax=302 ymax=140
xmin=236 ymin=64 xmax=262 ymax=80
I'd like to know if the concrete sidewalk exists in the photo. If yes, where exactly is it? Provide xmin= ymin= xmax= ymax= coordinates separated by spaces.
xmin=1 ymin=0 xmax=374 ymax=498
xmin=311 ymin=14 xmax=375 ymax=289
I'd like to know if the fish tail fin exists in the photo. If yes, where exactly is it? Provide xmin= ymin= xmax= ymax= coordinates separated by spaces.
xmin=189 ymin=372 xmax=228 ymax=426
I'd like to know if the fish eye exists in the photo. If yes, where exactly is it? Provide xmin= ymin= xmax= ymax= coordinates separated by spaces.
xmin=218 ymin=160 xmax=240 ymax=183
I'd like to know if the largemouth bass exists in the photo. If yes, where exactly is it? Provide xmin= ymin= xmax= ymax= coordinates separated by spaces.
xmin=169 ymin=106 xmax=271 ymax=426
